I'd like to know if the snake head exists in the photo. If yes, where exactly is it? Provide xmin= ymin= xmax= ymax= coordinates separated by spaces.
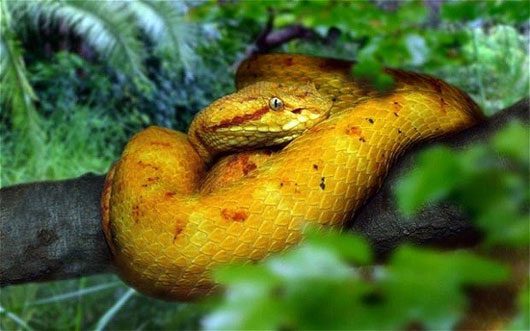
xmin=189 ymin=81 xmax=332 ymax=162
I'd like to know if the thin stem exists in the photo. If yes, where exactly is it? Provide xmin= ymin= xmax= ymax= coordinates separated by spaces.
xmin=0 ymin=304 xmax=35 ymax=331
xmin=94 ymin=288 xmax=136 ymax=331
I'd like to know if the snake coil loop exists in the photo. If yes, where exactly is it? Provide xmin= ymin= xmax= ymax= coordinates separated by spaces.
xmin=102 ymin=54 xmax=483 ymax=300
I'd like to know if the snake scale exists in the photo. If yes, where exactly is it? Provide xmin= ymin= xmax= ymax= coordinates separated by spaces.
xmin=101 ymin=54 xmax=484 ymax=300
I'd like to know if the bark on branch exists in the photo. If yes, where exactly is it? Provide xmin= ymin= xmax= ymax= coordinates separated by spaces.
xmin=1 ymin=99 xmax=528 ymax=287
xmin=243 ymin=9 xmax=340 ymax=59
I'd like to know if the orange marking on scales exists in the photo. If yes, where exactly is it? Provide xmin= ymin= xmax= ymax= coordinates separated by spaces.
xmin=132 ymin=204 xmax=141 ymax=224
xmin=345 ymin=124 xmax=367 ymax=142
xmin=173 ymin=222 xmax=185 ymax=242
xmin=345 ymin=125 xmax=362 ymax=136
xmin=221 ymin=208 xmax=248 ymax=222
xmin=137 ymin=160 xmax=159 ymax=170
xmin=193 ymin=128 xmax=215 ymax=154
xmin=226 ymin=154 xmax=258 ymax=176
xmin=242 ymin=160 xmax=257 ymax=176
xmin=393 ymin=101 xmax=402 ymax=117
xmin=142 ymin=176 xmax=160 ymax=187
xmin=208 ymin=106 xmax=269 ymax=130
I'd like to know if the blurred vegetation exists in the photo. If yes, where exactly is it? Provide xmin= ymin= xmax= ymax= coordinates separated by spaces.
xmin=0 ymin=0 xmax=528 ymax=330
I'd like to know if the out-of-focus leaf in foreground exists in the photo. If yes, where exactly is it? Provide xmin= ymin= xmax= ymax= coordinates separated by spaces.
xmin=394 ymin=121 xmax=530 ymax=247
xmin=203 ymin=229 xmax=507 ymax=330
xmin=492 ymin=121 xmax=530 ymax=168
xmin=394 ymin=146 xmax=461 ymax=216
xmin=384 ymin=245 xmax=509 ymax=329
xmin=203 ymin=228 xmax=371 ymax=330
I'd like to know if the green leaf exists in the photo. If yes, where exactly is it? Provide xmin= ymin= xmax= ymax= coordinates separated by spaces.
xmin=127 ymin=0 xmax=200 ymax=78
xmin=353 ymin=58 xmax=395 ymax=91
xmin=304 ymin=227 xmax=373 ymax=264
xmin=487 ymin=0 xmax=530 ymax=24
xmin=478 ymin=210 xmax=530 ymax=247
xmin=206 ymin=231 xmax=511 ymax=331
xmin=266 ymin=245 xmax=354 ymax=280
xmin=0 ymin=0 xmax=45 ymax=169
xmin=441 ymin=0 xmax=530 ymax=24
xmin=492 ymin=120 xmax=530 ymax=167
xmin=207 ymin=228 xmax=374 ymax=330
xmin=213 ymin=263 xmax=276 ymax=286
xmin=32 ymin=0 xmax=148 ymax=81
xmin=394 ymin=146 xmax=461 ymax=216
xmin=441 ymin=1 xmax=485 ymax=22
xmin=384 ymin=245 xmax=509 ymax=329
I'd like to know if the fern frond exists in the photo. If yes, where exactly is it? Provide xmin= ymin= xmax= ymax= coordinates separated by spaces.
xmin=127 ymin=0 xmax=200 ymax=78
xmin=0 ymin=0 xmax=45 ymax=158
xmin=1 ymin=0 xmax=47 ymax=36
xmin=34 ymin=0 xmax=147 ymax=80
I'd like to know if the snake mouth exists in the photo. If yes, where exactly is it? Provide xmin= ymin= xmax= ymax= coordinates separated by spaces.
xmin=201 ymin=107 xmax=331 ymax=155
xmin=210 ymin=110 xmax=324 ymax=134
xmin=207 ymin=117 xmax=314 ymax=152
xmin=290 ymin=107 xmax=304 ymax=114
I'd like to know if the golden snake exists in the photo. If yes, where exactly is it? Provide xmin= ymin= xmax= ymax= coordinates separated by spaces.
xmin=101 ymin=54 xmax=483 ymax=300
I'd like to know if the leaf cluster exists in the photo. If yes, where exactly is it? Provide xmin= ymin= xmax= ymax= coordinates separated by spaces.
xmin=396 ymin=121 xmax=530 ymax=247
xmin=204 ymin=228 xmax=508 ymax=330
xmin=0 ymin=0 xmax=201 ymax=162
xmin=192 ymin=0 xmax=528 ymax=93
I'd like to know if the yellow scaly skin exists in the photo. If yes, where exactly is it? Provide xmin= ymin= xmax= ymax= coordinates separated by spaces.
xmin=101 ymin=54 xmax=484 ymax=300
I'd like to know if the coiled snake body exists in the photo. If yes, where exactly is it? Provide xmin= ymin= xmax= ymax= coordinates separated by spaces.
xmin=101 ymin=54 xmax=483 ymax=300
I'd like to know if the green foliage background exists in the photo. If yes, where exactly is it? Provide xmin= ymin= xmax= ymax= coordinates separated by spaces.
xmin=0 ymin=0 xmax=528 ymax=330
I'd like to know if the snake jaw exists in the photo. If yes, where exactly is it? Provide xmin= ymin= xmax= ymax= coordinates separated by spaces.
xmin=212 ymin=111 xmax=324 ymax=134
xmin=205 ymin=109 xmax=328 ymax=152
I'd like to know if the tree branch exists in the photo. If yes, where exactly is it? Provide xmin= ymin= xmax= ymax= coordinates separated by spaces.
xmin=0 ymin=174 xmax=113 ymax=286
xmin=242 ymin=9 xmax=339 ymax=59
xmin=1 ymin=99 xmax=528 ymax=287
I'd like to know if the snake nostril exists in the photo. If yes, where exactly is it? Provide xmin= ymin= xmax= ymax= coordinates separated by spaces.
xmin=291 ymin=108 xmax=303 ymax=114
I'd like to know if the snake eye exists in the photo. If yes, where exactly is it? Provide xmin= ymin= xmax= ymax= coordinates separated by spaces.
xmin=269 ymin=97 xmax=284 ymax=111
